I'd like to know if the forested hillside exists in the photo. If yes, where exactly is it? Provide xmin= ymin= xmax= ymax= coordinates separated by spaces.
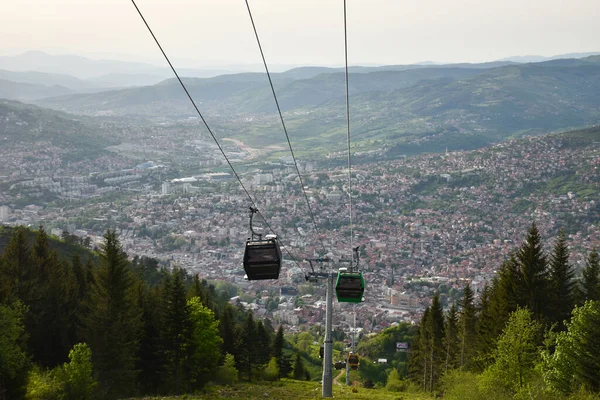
xmin=0 ymin=226 xmax=321 ymax=399
xmin=406 ymin=223 xmax=600 ymax=399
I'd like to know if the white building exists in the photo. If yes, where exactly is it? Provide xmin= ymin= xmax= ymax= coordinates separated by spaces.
xmin=0 ymin=205 xmax=10 ymax=221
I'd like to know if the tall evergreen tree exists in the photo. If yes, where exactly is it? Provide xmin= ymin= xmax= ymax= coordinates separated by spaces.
xmin=238 ymin=311 xmax=257 ymax=381
xmin=1 ymin=227 xmax=33 ymax=305
xmin=514 ymin=222 xmax=548 ymax=319
xmin=547 ymin=229 xmax=575 ymax=329
xmin=220 ymin=303 xmax=238 ymax=359
xmin=475 ymin=284 xmax=494 ymax=370
xmin=162 ymin=268 xmax=193 ymax=394
xmin=81 ymin=229 xmax=141 ymax=399
xmin=426 ymin=293 xmax=445 ymax=391
xmin=581 ymin=249 xmax=600 ymax=302
xmin=292 ymin=351 xmax=305 ymax=380
xmin=458 ymin=283 xmax=477 ymax=371
xmin=271 ymin=325 xmax=290 ymax=378
xmin=255 ymin=321 xmax=272 ymax=368
xmin=443 ymin=303 xmax=459 ymax=373
xmin=136 ymin=284 xmax=165 ymax=395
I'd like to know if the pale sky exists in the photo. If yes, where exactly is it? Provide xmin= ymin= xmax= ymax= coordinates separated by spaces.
xmin=2 ymin=0 xmax=600 ymax=68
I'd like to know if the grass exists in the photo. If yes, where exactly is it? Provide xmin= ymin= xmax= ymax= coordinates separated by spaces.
xmin=128 ymin=379 xmax=431 ymax=400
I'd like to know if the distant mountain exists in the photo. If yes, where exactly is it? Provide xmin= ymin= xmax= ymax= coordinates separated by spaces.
xmin=499 ymin=51 xmax=600 ymax=63
xmin=0 ymin=69 xmax=90 ymax=90
xmin=0 ymin=99 xmax=119 ymax=157
xmin=0 ymin=79 xmax=74 ymax=101
xmin=30 ymin=56 xmax=600 ymax=156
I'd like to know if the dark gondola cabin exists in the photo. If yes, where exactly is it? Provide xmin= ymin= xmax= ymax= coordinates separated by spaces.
xmin=335 ymin=268 xmax=365 ymax=303
xmin=348 ymin=353 xmax=360 ymax=370
xmin=243 ymin=234 xmax=282 ymax=280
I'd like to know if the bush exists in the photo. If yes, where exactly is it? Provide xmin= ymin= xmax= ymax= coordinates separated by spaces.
xmin=215 ymin=353 xmax=238 ymax=385
xmin=385 ymin=369 xmax=407 ymax=392
xmin=25 ymin=366 xmax=64 ymax=400
xmin=262 ymin=358 xmax=279 ymax=382
xmin=61 ymin=343 xmax=96 ymax=400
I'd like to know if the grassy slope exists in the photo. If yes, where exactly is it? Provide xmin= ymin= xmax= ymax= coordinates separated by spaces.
xmin=128 ymin=379 xmax=429 ymax=400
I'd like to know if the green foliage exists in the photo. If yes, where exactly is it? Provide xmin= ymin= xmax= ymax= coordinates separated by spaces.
xmin=542 ymin=301 xmax=600 ymax=394
xmin=484 ymin=308 xmax=542 ymax=394
xmin=385 ymin=368 xmax=407 ymax=392
xmin=262 ymin=358 xmax=279 ymax=382
xmin=215 ymin=353 xmax=239 ymax=385
xmin=25 ymin=366 xmax=64 ymax=400
xmin=81 ymin=229 xmax=141 ymax=399
xmin=60 ymin=343 xmax=97 ymax=400
xmin=514 ymin=223 xmax=548 ymax=319
xmin=292 ymin=352 xmax=305 ymax=381
xmin=547 ymin=230 xmax=575 ymax=329
xmin=458 ymin=283 xmax=477 ymax=370
xmin=186 ymin=297 xmax=223 ymax=389
xmin=581 ymin=249 xmax=600 ymax=302
xmin=0 ymin=301 xmax=29 ymax=399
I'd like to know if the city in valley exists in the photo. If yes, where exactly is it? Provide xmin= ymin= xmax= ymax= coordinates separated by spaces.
xmin=1 ymin=98 xmax=598 ymax=334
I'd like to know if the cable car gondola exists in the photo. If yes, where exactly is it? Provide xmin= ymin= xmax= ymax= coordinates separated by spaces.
xmin=243 ymin=207 xmax=282 ymax=280
xmin=335 ymin=267 xmax=365 ymax=303
xmin=348 ymin=352 xmax=360 ymax=370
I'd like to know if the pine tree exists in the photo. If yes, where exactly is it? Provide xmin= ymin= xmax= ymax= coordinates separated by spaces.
xmin=458 ymin=283 xmax=477 ymax=371
xmin=238 ymin=311 xmax=257 ymax=381
xmin=443 ymin=303 xmax=459 ymax=373
xmin=426 ymin=293 xmax=445 ymax=391
xmin=162 ymin=268 xmax=193 ymax=394
xmin=136 ymin=285 xmax=165 ymax=395
xmin=255 ymin=321 xmax=272 ymax=368
xmin=514 ymin=222 xmax=548 ymax=319
xmin=475 ymin=283 xmax=499 ymax=370
xmin=81 ymin=229 xmax=141 ymax=399
xmin=547 ymin=229 xmax=575 ymax=330
xmin=292 ymin=351 xmax=305 ymax=380
xmin=220 ymin=303 xmax=238 ymax=359
xmin=1 ymin=227 xmax=33 ymax=305
xmin=581 ymin=249 xmax=600 ymax=302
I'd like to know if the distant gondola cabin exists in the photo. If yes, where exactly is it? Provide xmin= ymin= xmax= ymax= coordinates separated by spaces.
xmin=243 ymin=234 xmax=281 ymax=280
xmin=335 ymin=268 xmax=365 ymax=302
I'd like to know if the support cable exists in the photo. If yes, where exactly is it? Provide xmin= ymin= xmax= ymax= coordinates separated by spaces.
xmin=130 ymin=0 xmax=302 ymax=269
xmin=244 ymin=0 xmax=328 ymax=256
xmin=343 ymin=0 xmax=355 ymax=266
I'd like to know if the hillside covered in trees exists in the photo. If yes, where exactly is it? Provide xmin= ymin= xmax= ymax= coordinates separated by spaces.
xmin=407 ymin=223 xmax=600 ymax=399
xmin=0 ymin=226 xmax=326 ymax=400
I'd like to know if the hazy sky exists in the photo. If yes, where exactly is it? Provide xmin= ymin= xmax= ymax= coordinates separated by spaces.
xmin=2 ymin=0 xmax=600 ymax=68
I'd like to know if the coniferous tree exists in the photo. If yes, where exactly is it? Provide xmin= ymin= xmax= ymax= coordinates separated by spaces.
xmin=238 ymin=311 xmax=257 ymax=381
xmin=81 ymin=229 xmax=141 ymax=399
xmin=162 ymin=268 xmax=193 ymax=394
xmin=426 ymin=293 xmax=445 ymax=391
xmin=547 ymin=229 xmax=575 ymax=330
xmin=136 ymin=284 xmax=165 ymax=395
xmin=220 ymin=303 xmax=238 ymax=359
xmin=255 ymin=321 xmax=272 ymax=368
xmin=458 ymin=283 xmax=477 ymax=371
xmin=475 ymin=283 xmax=496 ymax=370
xmin=292 ymin=351 xmax=305 ymax=380
xmin=443 ymin=303 xmax=459 ymax=373
xmin=271 ymin=325 xmax=292 ymax=378
xmin=581 ymin=249 xmax=600 ymax=302
xmin=514 ymin=222 xmax=548 ymax=319
xmin=1 ymin=227 xmax=33 ymax=305
xmin=407 ymin=320 xmax=425 ymax=387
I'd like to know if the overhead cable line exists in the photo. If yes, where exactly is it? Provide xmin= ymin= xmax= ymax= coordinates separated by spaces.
xmin=244 ymin=0 xmax=328 ymax=256
xmin=130 ymin=0 xmax=302 ymax=269
xmin=343 ymin=0 xmax=355 ymax=264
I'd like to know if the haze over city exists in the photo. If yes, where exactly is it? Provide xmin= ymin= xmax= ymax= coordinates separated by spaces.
xmin=3 ymin=0 xmax=600 ymax=69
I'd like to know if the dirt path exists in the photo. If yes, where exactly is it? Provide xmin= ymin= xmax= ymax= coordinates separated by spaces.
xmin=332 ymin=369 xmax=345 ymax=386
xmin=222 ymin=138 xmax=284 ymax=160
